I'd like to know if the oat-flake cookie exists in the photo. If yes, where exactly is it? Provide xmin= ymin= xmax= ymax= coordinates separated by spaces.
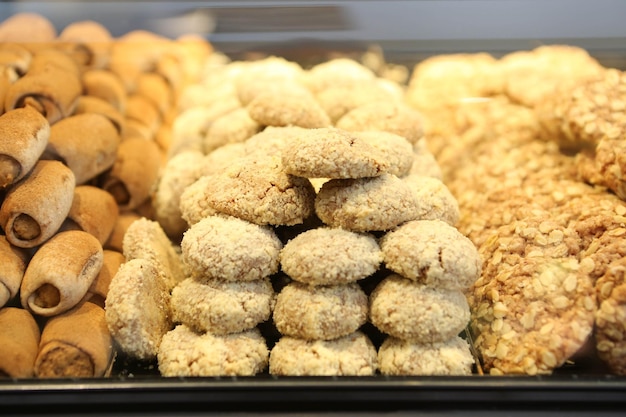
xmin=273 ymin=281 xmax=368 ymax=340
xmin=378 ymin=335 xmax=474 ymax=376
xmin=280 ymin=227 xmax=382 ymax=286
xmin=379 ymin=219 xmax=481 ymax=290
xmin=315 ymin=174 xmax=419 ymax=232
xmin=181 ymin=155 xmax=316 ymax=226
xmin=181 ymin=215 xmax=282 ymax=282
xmin=170 ymin=277 xmax=274 ymax=335
xmin=269 ymin=331 xmax=377 ymax=376
xmin=158 ymin=324 xmax=269 ymax=377
xmin=369 ymin=274 xmax=470 ymax=343
xmin=402 ymin=175 xmax=460 ymax=226
xmin=105 ymin=258 xmax=172 ymax=361
xmin=281 ymin=127 xmax=390 ymax=179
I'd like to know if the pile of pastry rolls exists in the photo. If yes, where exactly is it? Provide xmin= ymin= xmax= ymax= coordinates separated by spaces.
xmin=0 ymin=12 xmax=212 ymax=378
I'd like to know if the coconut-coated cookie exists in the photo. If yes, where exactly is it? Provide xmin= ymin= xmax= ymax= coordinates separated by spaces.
xmin=170 ymin=277 xmax=274 ymax=335
xmin=280 ymin=227 xmax=382 ymax=286
xmin=315 ymin=174 xmax=419 ymax=232
xmin=273 ymin=282 xmax=368 ymax=340
xmin=379 ymin=220 xmax=481 ymax=290
xmin=181 ymin=215 xmax=282 ymax=282
xmin=269 ymin=331 xmax=377 ymax=376
xmin=369 ymin=274 xmax=470 ymax=343
xmin=402 ymin=174 xmax=460 ymax=226
xmin=158 ymin=324 xmax=269 ymax=377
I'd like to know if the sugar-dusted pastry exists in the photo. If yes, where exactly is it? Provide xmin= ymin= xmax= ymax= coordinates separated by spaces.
xmin=43 ymin=113 xmax=120 ymax=185
xmin=0 ymin=160 xmax=75 ymax=248
xmin=170 ymin=277 xmax=274 ymax=335
xmin=122 ymin=217 xmax=185 ymax=292
xmin=378 ymin=335 xmax=474 ymax=376
xmin=105 ymin=258 xmax=172 ymax=361
xmin=315 ymin=174 xmax=419 ymax=232
xmin=0 ymin=106 xmax=50 ymax=189
xmin=269 ymin=331 xmax=377 ymax=376
xmin=181 ymin=215 xmax=282 ymax=282
xmin=280 ymin=227 xmax=381 ymax=286
xmin=180 ymin=155 xmax=316 ymax=227
xmin=0 ymin=307 xmax=40 ymax=377
xmin=20 ymin=230 xmax=104 ymax=317
xmin=369 ymin=274 xmax=470 ymax=343
xmin=0 ymin=235 xmax=29 ymax=308
xmin=35 ymin=301 xmax=113 ymax=378
xmin=100 ymin=137 xmax=162 ymax=211
xmin=273 ymin=282 xmax=368 ymax=340
xmin=158 ymin=325 xmax=269 ymax=377
xmin=281 ymin=127 xmax=390 ymax=179
xmin=380 ymin=220 xmax=481 ymax=290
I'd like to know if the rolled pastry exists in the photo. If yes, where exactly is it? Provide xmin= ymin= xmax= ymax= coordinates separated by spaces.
xmin=81 ymin=69 xmax=127 ymax=113
xmin=124 ymin=93 xmax=161 ymax=139
xmin=0 ymin=307 xmax=41 ymax=378
xmin=42 ymin=113 xmax=121 ymax=185
xmin=63 ymin=185 xmax=119 ymax=245
xmin=0 ymin=12 xmax=56 ymax=44
xmin=4 ymin=49 xmax=81 ymax=124
xmin=136 ymin=72 xmax=174 ymax=117
xmin=0 ymin=160 xmax=75 ymax=248
xmin=73 ymin=95 xmax=125 ymax=135
xmin=0 ymin=106 xmax=50 ymax=189
xmin=103 ymin=211 xmax=142 ymax=253
xmin=57 ymin=20 xmax=113 ymax=70
xmin=0 ymin=235 xmax=29 ymax=308
xmin=34 ymin=301 xmax=113 ymax=378
xmin=100 ymin=137 xmax=162 ymax=211
xmin=0 ymin=43 xmax=32 ymax=77
xmin=85 ymin=249 xmax=125 ymax=308
xmin=20 ymin=230 xmax=104 ymax=317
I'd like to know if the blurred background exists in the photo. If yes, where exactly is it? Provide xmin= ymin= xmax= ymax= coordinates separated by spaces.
xmin=1 ymin=0 xmax=625 ymax=68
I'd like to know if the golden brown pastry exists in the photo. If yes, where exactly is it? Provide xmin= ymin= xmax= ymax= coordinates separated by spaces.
xmin=0 ymin=307 xmax=41 ymax=378
xmin=0 ymin=235 xmax=30 ymax=308
xmin=63 ymin=185 xmax=119 ymax=245
xmin=81 ymin=69 xmax=127 ymax=113
xmin=57 ymin=20 xmax=113 ymax=70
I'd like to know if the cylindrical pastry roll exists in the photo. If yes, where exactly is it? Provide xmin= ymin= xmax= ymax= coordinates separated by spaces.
xmin=100 ymin=137 xmax=162 ymax=211
xmin=0 ymin=12 xmax=56 ymax=44
xmin=35 ymin=301 xmax=113 ymax=378
xmin=0 ymin=106 xmax=50 ymax=189
xmin=103 ymin=211 xmax=142 ymax=252
xmin=85 ymin=249 xmax=125 ymax=308
xmin=63 ymin=185 xmax=119 ymax=245
xmin=136 ymin=72 xmax=174 ymax=117
xmin=42 ymin=113 xmax=121 ymax=185
xmin=4 ymin=49 xmax=81 ymax=124
xmin=0 ymin=235 xmax=29 ymax=308
xmin=124 ymin=94 xmax=161 ymax=139
xmin=20 ymin=230 xmax=104 ymax=317
xmin=0 ymin=307 xmax=41 ymax=378
xmin=0 ymin=43 xmax=32 ymax=77
xmin=81 ymin=69 xmax=127 ymax=113
xmin=0 ymin=160 xmax=75 ymax=248
xmin=57 ymin=20 xmax=113 ymax=70
xmin=73 ymin=95 xmax=125 ymax=135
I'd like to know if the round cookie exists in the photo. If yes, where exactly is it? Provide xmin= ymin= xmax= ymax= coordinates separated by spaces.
xmin=369 ymin=274 xmax=470 ymax=343
xmin=181 ymin=215 xmax=282 ymax=282
xmin=280 ymin=227 xmax=382 ymax=286
xmin=182 ymin=154 xmax=317 ymax=226
xmin=202 ymin=107 xmax=261 ymax=154
xmin=273 ymin=282 xmax=368 ymax=340
xmin=281 ymin=127 xmax=390 ymax=179
xmin=304 ymin=58 xmax=376 ymax=94
xmin=402 ymin=174 xmax=460 ymax=226
xmin=336 ymin=101 xmax=425 ymax=144
xmin=170 ymin=277 xmax=274 ymax=335
xmin=158 ymin=325 xmax=269 ymax=377
xmin=269 ymin=331 xmax=377 ymax=376
xmin=247 ymin=90 xmax=331 ymax=129
xmin=243 ymin=125 xmax=308 ymax=158
xmin=378 ymin=335 xmax=475 ymax=376
xmin=354 ymin=130 xmax=414 ymax=178
xmin=315 ymin=173 xmax=419 ymax=232
xmin=315 ymin=81 xmax=398 ymax=123
xmin=379 ymin=220 xmax=481 ymax=290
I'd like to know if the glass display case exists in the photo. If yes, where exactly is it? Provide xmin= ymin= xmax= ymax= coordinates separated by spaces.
xmin=0 ymin=1 xmax=625 ymax=415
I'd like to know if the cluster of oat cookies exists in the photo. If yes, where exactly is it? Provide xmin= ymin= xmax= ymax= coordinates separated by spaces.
xmin=406 ymin=45 xmax=626 ymax=375
xmin=105 ymin=53 xmax=482 ymax=376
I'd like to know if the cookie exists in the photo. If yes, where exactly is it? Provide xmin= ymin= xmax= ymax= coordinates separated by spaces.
xmin=170 ymin=277 xmax=274 ymax=335
xmin=181 ymin=215 xmax=282 ymax=282
xmin=158 ymin=324 xmax=269 ymax=377
xmin=247 ymin=90 xmax=331 ymax=129
xmin=243 ymin=125 xmax=308 ymax=158
xmin=369 ymin=274 xmax=470 ymax=343
xmin=202 ymin=107 xmax=261 ymax=154
xmin=280 ymin=227 xmax=382 ymax=286
xmin=353 ymin=130 xmax=414 ymax=178
xmin=315 ymin=174 xmax=419 ymax=232
xmin=268 ymin=331 xmax=377 ymax=376
xmin=273 ymin=282 xmax=368 ymax=340
xmin=402 ymin=175 xmax=460 ymax=225
xmin=378 ymin=335 xmax=474 ymax=376
xmin=380 ymin=220 xmax=481 ymax=290
xmin=315 ymin=81 xmax=399 ymax=123
xmin=180 ymin=155 xmax=316 ymax=226
xmin=304 ymin=58 xmax=376 ymax=94
xmin=281 ymin=127 xmax=390 ymax=179
xmin=409 ymin=139 xmax=443 ymax=179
